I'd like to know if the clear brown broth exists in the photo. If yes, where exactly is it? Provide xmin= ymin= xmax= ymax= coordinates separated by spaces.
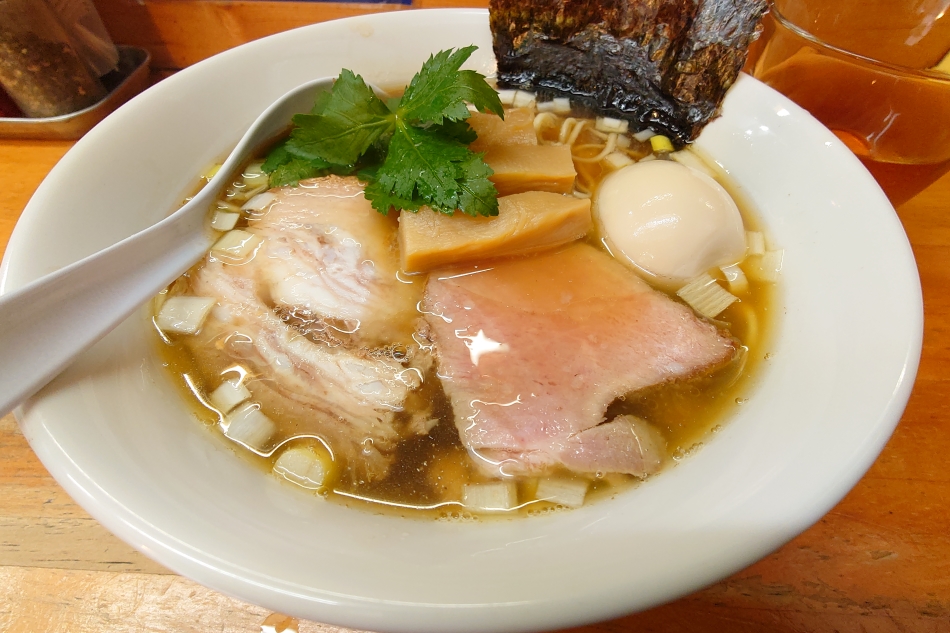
xmin=155 ymin=127 xmax=778 ymax=520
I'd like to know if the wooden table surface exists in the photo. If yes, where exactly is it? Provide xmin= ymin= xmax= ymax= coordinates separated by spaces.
xmin=2 ymin=135 xmax=949 ymax=631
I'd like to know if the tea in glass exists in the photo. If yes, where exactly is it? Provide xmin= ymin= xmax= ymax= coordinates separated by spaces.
xmin=752 ymin=0 xmax=950 ymax=206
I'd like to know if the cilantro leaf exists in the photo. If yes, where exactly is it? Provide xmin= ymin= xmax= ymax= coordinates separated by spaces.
xmin=394 ymin=126 xmax=469 ymax=211
xmin=366 ymin=125 xmax=465 ymax=214
xmin=455 ymin=69 xmax=505 ymax=119
xmin=363 ymin=180 xmax=425 ymax=216
xmin=260 ymin=46 xmax=504 ymax=217
xmin=310 ymin=89 xmax=332 ymax=115
xmin=456 ymin=153 xmax=499 ymax=217
xmin=269 ymin=157 xmax=331 ymax=187
xmin=285 ymin=69 xmax=394 ymax=165
xmin=261 ymin=141 xmax=333 ymax=186
xmin=260 ymin=142 xmax=293 ymax=174
xmin=432 ymin=119 xmax=478 ymax=145
xmin=356 ymin=163 xmax=380 ymax=183
xmin=365 ymin=124 xmax=497 ymax=216
xmin=399 ymin=47 xmax=504 ymax=125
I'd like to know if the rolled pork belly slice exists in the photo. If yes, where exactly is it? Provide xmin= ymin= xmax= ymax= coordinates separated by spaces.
xmin=422 ymin=243 xmax=737 ymax=478
xmin=248 ymin=175 xmax=421 ymax=347
xmin=183 ymin=176 xmax=425 ymax=482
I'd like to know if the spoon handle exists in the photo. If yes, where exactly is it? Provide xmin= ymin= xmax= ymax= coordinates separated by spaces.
xmin=0 ymin=77 xmax=338 ymax=419
xmin=0 ymin=211 xmax=211 ymax=418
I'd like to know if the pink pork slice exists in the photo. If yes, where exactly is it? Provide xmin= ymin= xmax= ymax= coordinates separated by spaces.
xmin=423 ymin=243 xmax=737 ymax=478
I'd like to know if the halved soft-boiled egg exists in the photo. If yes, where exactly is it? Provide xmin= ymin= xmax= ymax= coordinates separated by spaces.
xmin=595 ymin=160 xmax=745 ymax=286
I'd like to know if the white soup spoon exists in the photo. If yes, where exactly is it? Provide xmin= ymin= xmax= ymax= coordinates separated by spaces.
xmin=0 ymin=78 xmax=336 ymax=418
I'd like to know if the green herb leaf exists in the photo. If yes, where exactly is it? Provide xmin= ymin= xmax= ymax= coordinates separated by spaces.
xmin=366 ymin=125 xmax=464 ymax=214
xmin=363 ymin=180 xmax=424 ymax=216
xmin=269 ymin=157 xmax=331 ymax=187
xmin=365 ymin=124 xmax=497 ymax=216
xmin=285 ymin=69 xmax=394 ymax=165
xmin=310 ymin=89 xmax=332 ymax=115
xmin=455 ymin=69 xmax=505 ymax=118
xmin=455 ymin=153 xmax=499 ymax=217
xmin=260 ymin=46 xmax=503 ymax=216
xmin=261 ymin=141 xmax=333 ymax=187
xmin=399 ymin=46 xmax=504 ymax=125
xmin=260 ymin=142 xmax=293 ymax=174
xmin=432 ymin=119 xmax=478 ymax=145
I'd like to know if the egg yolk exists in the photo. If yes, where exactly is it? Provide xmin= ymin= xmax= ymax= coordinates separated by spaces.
xmin=594 ymin=160 xmax=746 ymax=285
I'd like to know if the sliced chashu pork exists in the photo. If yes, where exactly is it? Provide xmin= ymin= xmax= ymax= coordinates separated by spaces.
xmin=422 ymin=243 xmax=737 ymax=478
xmin=185 ymin=176 xmax=423 ymax=481
xmin=247 ymin=176 xmax=421 ymax=346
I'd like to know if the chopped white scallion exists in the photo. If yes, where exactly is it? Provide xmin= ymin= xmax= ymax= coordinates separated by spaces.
xmin=462 ymin=481 xmax=518 ymax=512
xmin=676 ymin=273 xmax=739 ymax=318
xmin=595 ymin=116 xmax=629 ymax=134
xmin=152 ymin=289 xmax=169 ymax=314
xmin=209 ymin=379 xmax=251 ymax=413
xmin=603 ymin=151 xmax=635 ymax=169
xmin=720 ymin=263 xmax=749 ymax=295
xmin=239 ymin=184 xmax=268 ymax=201
xmin=537 ymin=97 xmax=571 ymax=113
xmin=274 ymin=445 xmax=332 ymax=490
xmin=746 ymin=230 xmax=766 ymax=256
xmin=215 ymin=199 xmax=242 ymax=213
xmin=536 ymin=477 xmax=588 ymax=508
xmin=497 ymin=89 xmax=516 ymax=105
xmin=512 ymin=90 xmax=537 ymax=108
xmin=155 ymin=296 xmax=216 ymax=334
xmin=225 ymin=403 xmax=276 ymax=452
xmin=210 ymin=210 xmax=240 ymax=232
xmin=633 ymin=128 xmax=656 ymax=142
xmin=615 ymin=134 xmax=631 ymax=149
xmin=746 ymin=249 xmax=784 ymax=283
xmin=670 ymin=150 xmax=716 ymax=178
xmin=242 ymin=191 xmax=277 ymax=212
xmin=242 ymin=161 xmax=268 ymax=188
xmin=242 ymin=174 xmax=269 ymax=189
xmin=211 ymin=229 xmax=262 ymax=262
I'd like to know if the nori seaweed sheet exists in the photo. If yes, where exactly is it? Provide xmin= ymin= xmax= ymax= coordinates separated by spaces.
xmin=490 ymin=0 xmax=768 ymax=145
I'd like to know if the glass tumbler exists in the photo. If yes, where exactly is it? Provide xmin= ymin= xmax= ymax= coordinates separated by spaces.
xmin=751 ymin=0 xmax=950 ymax=207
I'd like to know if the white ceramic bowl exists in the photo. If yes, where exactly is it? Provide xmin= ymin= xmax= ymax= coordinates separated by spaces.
xmin=0 ymin=9 xmax=922 ymax=633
